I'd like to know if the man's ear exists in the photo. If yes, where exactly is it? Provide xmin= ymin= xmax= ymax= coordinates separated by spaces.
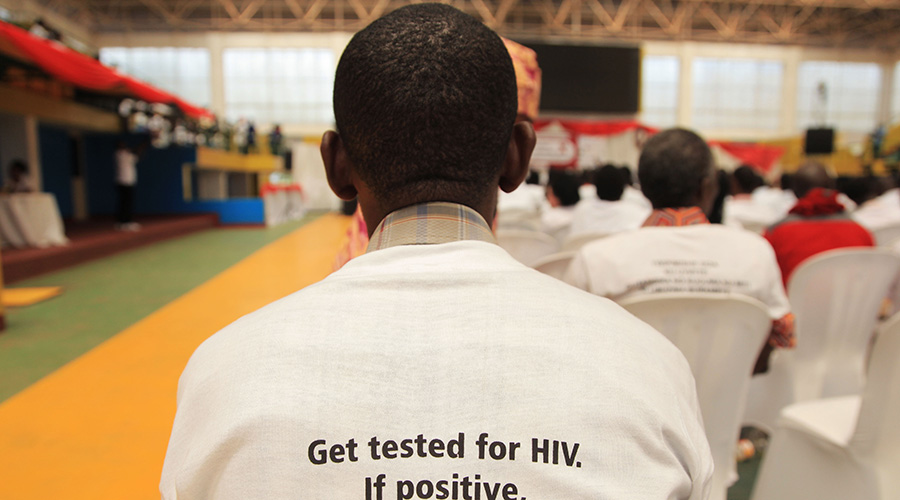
xmin=321 ymin=130 xmax=359 ymax=201
xmin=498 ymin=121 xmax=537 ymax=193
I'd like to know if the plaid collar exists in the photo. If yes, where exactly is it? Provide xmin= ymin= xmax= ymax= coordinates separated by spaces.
xmin=367 ymin=202 xmax=496 ymax=252
xmin=643 ymin=206 xmax=710 ymax=227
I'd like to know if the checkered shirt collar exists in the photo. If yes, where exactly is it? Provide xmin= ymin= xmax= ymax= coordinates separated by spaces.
xmin=367 ymin=202 xmax=496 ymax=252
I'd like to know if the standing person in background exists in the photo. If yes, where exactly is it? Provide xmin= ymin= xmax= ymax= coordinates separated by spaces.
xmin=115 ymin=140 xmax=144 ymax=231
xmin=161 ymin=5 xmax=712 ymax=498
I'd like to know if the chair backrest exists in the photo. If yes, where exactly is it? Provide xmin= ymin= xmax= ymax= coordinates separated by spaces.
xmin=786 ymin=248 xmax=900 ymax=401
xmin=850 ymin=311 xmax=900 ymax=495
xmin=621 ymin=292 xmax=770 ymax=500
xmin=871 ymin=223 xmax=900 ymax=247
xmin=561 ymin=231 xmax=609 ymax=252
xmin=531 ymin=251 xmax=576 ymax=279
xmin=495 ymin=229 xmax=559 ymax=267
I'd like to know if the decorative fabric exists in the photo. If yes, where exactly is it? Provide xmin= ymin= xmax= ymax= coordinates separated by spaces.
xmin=643 ymin=207 xmax=709 ymax=227
xmin=368 ymin=202 xmax=495 ymax=252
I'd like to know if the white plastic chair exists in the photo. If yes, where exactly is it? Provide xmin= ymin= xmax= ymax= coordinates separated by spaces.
xmin=871 ymin=222 xmax=900 ymax=247
xmin=621 ymin=293 xmax=771 ymax=500
xmin=751 ymin=311 xmax=900 ymax=500
xmin=495 ymin=229 xmax=559 ymax=267
xmin=531 ymin=251 xmax=576 ymax=280
xmin=744 ymin=248 xmax=900 ymax=435
xmin=560 ymin=231 xmax=609 ymax=252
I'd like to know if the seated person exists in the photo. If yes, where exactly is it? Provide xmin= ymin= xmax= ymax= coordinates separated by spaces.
xmin=764 ymin=162 xmax=874 ymax=286
xmin=619 ymin=165 xmax=652 ymax=210
xmin=853 ymin=177 xmax=900 ymax=232
xmin=565 ymin=128 xmax=795 ymax=371
xmin=496 ymin=170 xmax=544 ymax=230
xmin=4 ymin=160 xmax=34 ymax=193
xmin=540 ymin=169 xmax=580 ymax=242
xmin=161 ymin=7 xmax=712 ymax=499
xmin=723 ymin=165 xmax=783 ymax=232
xmin=569 ymin=164 xmax=651 ymax=237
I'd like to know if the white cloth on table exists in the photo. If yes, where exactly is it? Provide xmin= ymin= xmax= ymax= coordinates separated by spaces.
xmin=564 ymin=224 xmax=790 ymax=322
xmin=0 ymin=193 xmax=68 ymax=248
xmin=161 ymin=241 xmax=713 ymax=500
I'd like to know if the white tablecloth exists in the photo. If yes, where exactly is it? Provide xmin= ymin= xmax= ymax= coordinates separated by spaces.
xmin=262 ymin=185 xmax=306 ymax=227
xmin=0 ymin=193 xmax=68 ymax=248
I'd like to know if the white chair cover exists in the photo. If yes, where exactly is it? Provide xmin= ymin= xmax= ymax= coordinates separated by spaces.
xmin=744 ymin=248 xmax=900 ymax=434
xmin=621 ymin=293 xmax=770 ymax=500
xmin=495 ymin=229 xmax=559 ymax=267
xmin=871 ymin=222 xmax=900 ymax=247
xmin=560 ymin=231 xmax=609 ymax=252
xmin=751 ymin=311 xmax=900 ymax=500
xmin=531 ymin=251 xmax=576 ymax=280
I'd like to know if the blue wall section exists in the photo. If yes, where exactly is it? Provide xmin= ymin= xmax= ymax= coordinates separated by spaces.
xmin=38 ymin=125 xmax=74 ymax=218
xmin=80 ymin=132 xmax=263 ymax=224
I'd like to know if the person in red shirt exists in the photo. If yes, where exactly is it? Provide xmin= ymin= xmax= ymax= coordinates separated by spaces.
xmin=764 ymin=162 xmax=875 ymax=287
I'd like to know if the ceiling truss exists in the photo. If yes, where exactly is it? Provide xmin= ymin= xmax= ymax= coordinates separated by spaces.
xmin=17 ymin=0 xmax=900 ymax=49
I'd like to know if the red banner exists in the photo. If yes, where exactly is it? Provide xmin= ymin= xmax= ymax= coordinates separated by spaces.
xmin=0 ymin=21 xmax=214 ymax=119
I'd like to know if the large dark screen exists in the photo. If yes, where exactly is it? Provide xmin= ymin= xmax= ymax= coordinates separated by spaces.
xmin=522 ymin=42 xmax=641 ymax=114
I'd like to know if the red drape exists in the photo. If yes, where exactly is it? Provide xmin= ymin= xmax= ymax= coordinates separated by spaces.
xmin=0 ymin=21 xmax=214 ymax=119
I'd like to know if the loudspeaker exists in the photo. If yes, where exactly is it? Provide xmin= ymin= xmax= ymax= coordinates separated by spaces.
xmin=805 ymin=128 xmax=834 ymax=155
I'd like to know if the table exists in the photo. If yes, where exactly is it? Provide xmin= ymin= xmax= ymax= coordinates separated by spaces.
xmin=0 ymin=193 xmax=68 ymax=248
xmin=261 ymin=184 xmax=305 ymax=227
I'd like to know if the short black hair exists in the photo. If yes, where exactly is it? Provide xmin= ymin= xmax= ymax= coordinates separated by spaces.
xmin=594 ymin=164 xmax=625 ymax=201
xmin=333 ymin=3 xmax=518 ymax=209
xmin=547 ymin=170 xmax=581 ymax=206
xmin=732 ymin=165 xmax=764 ymax=195
xmin=618 ymin=166 xmax=634 ymax=186
xmin=638 ymin=128 xmax=713 ymax=209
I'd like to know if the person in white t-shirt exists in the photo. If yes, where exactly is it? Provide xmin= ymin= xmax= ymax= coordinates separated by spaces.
xmin=569 ymin=164 xmax=651 ymax=237
xmin=565 ymin=128 xmax=795 ymax=373
xmin=540 ymin=170 xmax=580 ymax=243
xmin=161 ymin=7 xmax=712 ymax=499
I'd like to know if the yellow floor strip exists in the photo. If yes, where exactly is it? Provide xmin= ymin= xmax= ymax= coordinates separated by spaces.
xmin=2 ymin=287 xmax=63 ymax=307
xmin=0 ymin=213 xmax=352 ymax=500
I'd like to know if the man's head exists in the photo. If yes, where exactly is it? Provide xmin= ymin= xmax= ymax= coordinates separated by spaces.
xmin=638 ymin=128 xmax=717 ymax=213
xmin=594 ymin=164 xmax=626 ymax=201
xmin=323 ymin=3 xmax=535 ymax=233
xmin=731 ymin=165 xmax=764 ymax=195
xmin=546 ymin=170 xmax=581 ymax=207
xmin=791 ymin=161 xmax=835 ymax=198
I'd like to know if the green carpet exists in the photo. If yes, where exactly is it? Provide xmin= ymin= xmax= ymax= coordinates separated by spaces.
xmin=0 ymin=215 xmax=319 ymax=402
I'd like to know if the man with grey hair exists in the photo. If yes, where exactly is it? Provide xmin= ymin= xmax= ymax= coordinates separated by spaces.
xmin=565 ymin=128 xmax=794 ymax=366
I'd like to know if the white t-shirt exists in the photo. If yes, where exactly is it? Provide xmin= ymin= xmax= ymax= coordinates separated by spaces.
xmin=115 ymin=149 xmax=138 ymax=186
xmin=540 ymin=205 xmax=576 ymax=243
xmin=564 ymin=224 xmax=790 ymax=322
xmin=853 ymin=188 xmax=900 ymax=231
xmin=568 ymin=198 xmax=651 ymax=237
xmin=722 ymin=196 xmax=783 ymax=233
xmin=161 ymin=241 xmax=712 ymax=500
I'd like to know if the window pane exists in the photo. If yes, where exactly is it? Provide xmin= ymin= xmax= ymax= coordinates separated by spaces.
xmin=691 ymin=57 xmax=783 ymax=131
xmin=99 ymin=47 xmax=212 ymax=109
xmin=222 ymin=47 xmax=335 ymax=125
xmin=796 ymin=61 xmax=881 ymax=133
xmin=641 ymin=55 xmax=680 ymax=128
